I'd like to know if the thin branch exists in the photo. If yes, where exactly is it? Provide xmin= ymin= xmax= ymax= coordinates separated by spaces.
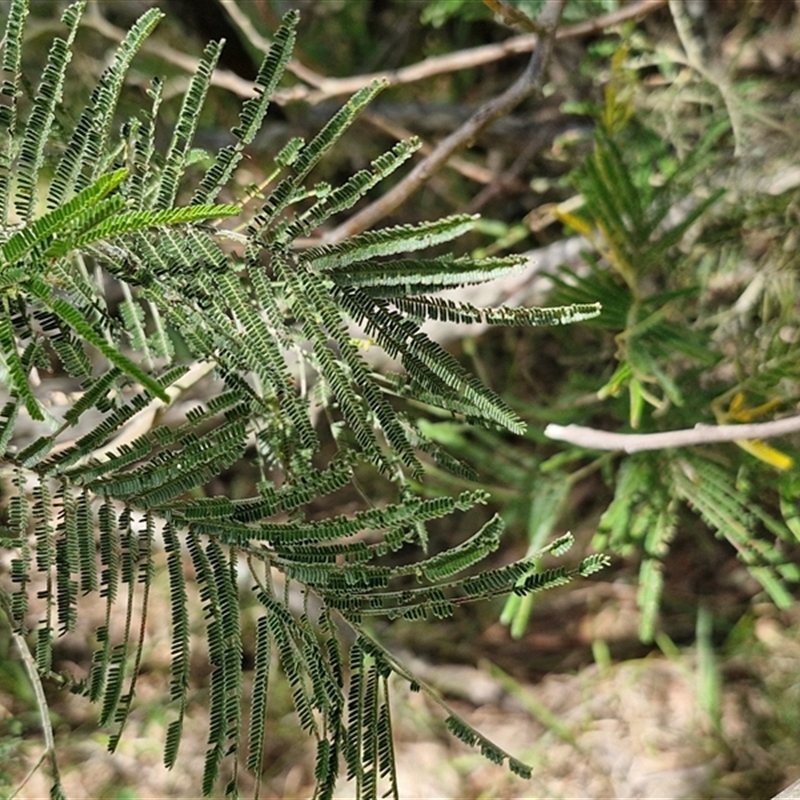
xmin=82 ymin=0 xmax=666 ymax=107
xmin=1 ymin=586 xmax=60 ymax=797
xmin=361 ymin=110 xmax=498 ymax=186
xmin=278 ymin=0 xmax=668 ymax=105
xmin=483 ymin=0 xmax=544 ymax=34
xmin=668 ymin=0 xmax=744 ymax=155
xmin=8 ymin=630 xmax=59 ymax=798
xmin=544 ymin=415 xmax=800 ymax=453
xmin=218 ymin=0 xmax=327 ymax=87
xmin=323 ymin=0 xmax=569 ymax=243
xmin=467 ymin=134 xmax=542 ymax=213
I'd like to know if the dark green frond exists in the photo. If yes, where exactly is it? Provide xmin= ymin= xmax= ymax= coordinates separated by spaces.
xmin=47 ymin=7 xmax=164 ymax=207
xmin=293 ymin=81 xmax=387 ymax=183
xmin=0 ymin=2 xmax=614 ymax=794
xmin=28 ymin=277 xmax=167 ymax=402
xmin=246 ymin=616 xmax=272 ymax=776
xmin=337 ymin=287 xmax=525 ymax=432
xmin=392 ymin=295 xmax=601 ymax=327
xmin=156 ymin=40 xmax=223 ymax=209
xmin=227 ymin=490 xmax=485 ymax=546
xmin=14 ymin=0 xmax=84 ymax=223
xmin=163 ymin=522 xmax=190 ymax=767
xmin=417 ymin=514 xmax=504 ymax=581
xmin=280 ymin=138 xmax=420 ymax=242
xmin=193 ymin=11 xmax=299 ymax=204
xmin=0 ymin=0 xmax=27 ymax=222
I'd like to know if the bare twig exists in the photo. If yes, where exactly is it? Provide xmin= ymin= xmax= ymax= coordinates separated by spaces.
xmin=466 ymin=134 xmax=544 ymax=213
xmin=544 ymin=415 xmax=800 ymax=453
xmin=8 ymin=630 xmax=59 ymax=798
xmin=82 ymin=0 xmax=666 ymax=107
xmin=323 ymin=0 xmax=569 ymax=243
xmin=282 ymin=0 xmax=668 ymax=105
xmin=668 ymin=0 xmax=744 ymax=155
xmin=1 ymin=585 xmax=60 ymax=797
xmin=483 ymin=0 xmax=544 ymax=34
xmin=360 ymin=111 xmax=498 ymax=186
xmin=218 ymin=0 xmax=327 ymax=88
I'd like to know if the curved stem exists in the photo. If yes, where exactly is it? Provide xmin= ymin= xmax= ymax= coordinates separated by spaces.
xmin=544 ymin=414 xmax=800 ymax=453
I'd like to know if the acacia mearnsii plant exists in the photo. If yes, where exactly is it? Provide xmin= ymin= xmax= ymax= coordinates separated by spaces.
xmin=0 ymin=2 xmax=607 ymax=798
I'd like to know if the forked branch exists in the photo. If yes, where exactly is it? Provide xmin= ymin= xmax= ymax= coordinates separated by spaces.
xmin=323 ymin=0 xmax=568 ymax=243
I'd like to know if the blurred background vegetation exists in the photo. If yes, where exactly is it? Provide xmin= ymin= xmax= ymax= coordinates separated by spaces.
xmin=3 ymin=1 xmax=800 ymax=797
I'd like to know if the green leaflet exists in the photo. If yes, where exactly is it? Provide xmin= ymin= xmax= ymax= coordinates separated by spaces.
xmin=0 ymin=1 xmax=608 ymax=796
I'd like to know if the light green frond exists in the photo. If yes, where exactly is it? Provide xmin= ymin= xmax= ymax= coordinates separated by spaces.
xmin=48 ymin=204 xmax=240 ymax=258
xmin=306 ymin=214 xmax=478 ymax=270
xmin=671 ymin=453 xmax=797 ymax=608
xmin=0 ymin=303 xmax=43 ymax=421
xmin=327 ymin=253 xmax=527 ymax=294
xmin=0 ymin=401 xmax=21 ymax=457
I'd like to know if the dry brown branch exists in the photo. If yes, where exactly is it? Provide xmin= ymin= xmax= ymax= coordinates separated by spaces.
xmin=467 ymin=135 xmax=545 ymax=213
xmin=361 ymin=110 xmax=498 ymax=186
xmin=83 ymin=0 xmax=667 ymax=239
xmin=483 ymin=0 xmax=544 ymax=34
xmin=83 ymin=0 xmax=666 ymax=107
xmin=544 ymin=415 xmax=800 ymax=453
xmin=277 ymin=0 xmax=668 ymax=105
xmin=318 ymin=0 xmax=667 ymax=240
xmin=218 ymin=0 xmax=328 ymax=88
xmin=323 ymin=0 xmax=569 ymax=243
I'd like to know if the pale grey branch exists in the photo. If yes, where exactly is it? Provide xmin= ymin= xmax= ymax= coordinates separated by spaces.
xmin=545 ymin=416 xmax=800 ymax=453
